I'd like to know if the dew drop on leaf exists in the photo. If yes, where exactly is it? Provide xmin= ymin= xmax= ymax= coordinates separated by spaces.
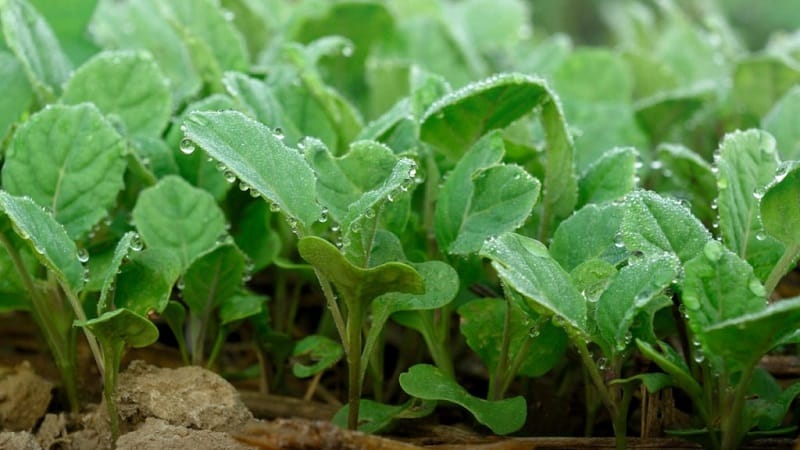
xmin=702 ymin=240 xmax=723 ymax=262
xmin=748 ymin=277 xmax=766 ymax=297
xmin=129 ymin=233 xmax=144 ymax=251
xmin=179 ymin=138 xmax=196 ymax=155
xmin=319 ymin=207 xmax=329 ymax=223
xmin=755 ymin=231 xmax=767 ymax=241
xmin=223 ymin=170 xmax=236 ymax=183
xmin=614 ymin=232 xmax=625 ymax=248
xmin=273 ymin=127 xmax=284 ymax=140
xmin=269 ymin=202 xmax=281 ymax=213
xmin=77 ymin=248 xmax=90 ymax=263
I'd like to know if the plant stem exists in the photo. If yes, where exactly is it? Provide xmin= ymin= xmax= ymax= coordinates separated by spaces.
xmin=102 ymin=340 xmax=124 ymax=444
xmin=500 ymin=333 xmax=533 ymax=396
xmin=489 ymin=297 xmax=514 ymax=401
xmin=346 ymin=299 xmax=363 ymax=430
xmin=764 ymin=243 xmax=800 ymax=296
xmin=206 ymin=328 xmax=227 ymax=369
xmin=720 ymin=365 xmax=756 ymax=450
xmin=575 ymin=340 xmax=626 ymax=449
xmin=423 ymin=150 xmax=441 ymax=259
xmin=62 ymin=285 xmax=105 ymax=376
xmin=312 ymin=268 xmax=347 ymax=346
xmin=420 ymin=311 xmax=455 ymax=379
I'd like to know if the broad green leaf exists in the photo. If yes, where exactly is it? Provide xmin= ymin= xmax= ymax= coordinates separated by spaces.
xmin=132 ymin=176 xmax=226 ymax=270
xmin=167 ymin=94 xmax=239 ymax=202
xmin=76 ymin=308 xmax=158 ymax=349
xmin=550 ymin=202 xmax=626 ymax=272
xmin=636 ymin=339 xmax=702 ymax=400
xmin=291 ymin=335 xmax=344 ymax=378
xmin=332 ymin=398 xmax=435 ymax=434
xmin=297 ymin=236 xmax=424 ymax=309
xmin=232 ymin=202 xmax=280 ymax=272
xmin=1 ymin=0 xmax=72 ymax=101
xmin=703 ymin=297 xmax=800 ymax=370
xmin=455 ymin=0 xmax=528 ymax=55
xmin=0 ymin=232 xmax=36 ymax=307
xmin=746 ymin=374 xmax=800 ymax=431
xmin=652 ymin=144 xmax=717 ymax=225
xmin=621 ymin=190 xmax=711 ymax=263
xmin=27 ymin=0 xmax=98 ymax=64
xmin=2 ymin=103 xmax=127 ymax=239
xmin=162 ymin=300 xmax=187 ymax=361
xmin=113 ymin=248 xmax=180 ymax=316
xmin=90 ymin=0 xmax=201 ymax=107
xmin=97 ymin=232 xmax=136 ymax=315
xmin=570 ymin=259 xmax=618 ymax=302
xmin=634 ymin=87 xmax=712 ymax=145
xmin=612 ymin=373 xmax=675 ymax=394
xmin=61 ymin=50 xmax=172 ymax=139
xmin=480 ymin=233 xmax=587 ymax=333
xmin=183 ymin=110 xmax=323 ymax=230
xmin=763 ymin=86 xmax=800 ymax=160
xmin=420 ymin=73 xmax=549 ymax=163
xmin=131 ymin=136 xmax=180 ymax=179
xmin=222 ymin=71 xmax=302 ymax=145
xmin=183 ymin=243 xmax=246 ymax=322
xmin=0 ymin=51 xmax=32 ymax=140
xmin=218 ymin=293 xmax=264 ymax=326
xmin=399 ymin=364 xmax=526 ymax=435
xmin=594 ymin=253 xmax=679 ymax=358
xmin=682 ymin=240 xmax=767 ymax=347
xmin=577 ymin=147 xmax=637 ymax=207
xmin=761 ymin=163 xmax=800 ymax=246
xmin=459 ymin=298 xmax=567 ymax=377
xmin=732 ymin=56 xmax=800 ymax=120
xmin=0 ymin=192 xmax=83 ymax=292
xmin=716 ymin=129 xmax=784 ymax=281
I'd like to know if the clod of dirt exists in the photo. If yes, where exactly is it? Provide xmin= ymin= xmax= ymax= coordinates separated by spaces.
xmin=34 ymin=413 xmax=69 ymax=449
xmin=0 ymin=362 xmax=53 ymax=431
xmin=116 ymin=418 xmax=255 ymax=450
xmin=0 ymin=431 xmax=43 ymax=450
xmin=116 ymin=360 xmax=253 ymax=432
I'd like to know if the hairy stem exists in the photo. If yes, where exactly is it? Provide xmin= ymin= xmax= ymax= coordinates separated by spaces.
xmin=764 ymin=243 xmax=800 ymax=296
xmin=346 ymin=299 xmax=363 ymax=430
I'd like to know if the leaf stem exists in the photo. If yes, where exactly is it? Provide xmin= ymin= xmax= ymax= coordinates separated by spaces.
xmin=763 ymin=243 xmax=800 ymax=296
xmin=62 ymin=284 xmax=105 ymax=376
xmin=346 ymin=298 xmax=363 ymax=430
xmin=419 ymin=311 xmax=455 ymax=379
xmin=489 ymin=297 xmax=514 ymax=401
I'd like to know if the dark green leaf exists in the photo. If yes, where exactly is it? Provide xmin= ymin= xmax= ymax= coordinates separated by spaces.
xmin=763 ymin=86 xmax=800 ymax=161
xmin=113 ymin=248 xmax=181 ymax=316
xmin=183 ymin=243 xmax=246 ymax=321
xmin=291 ymin=335 xmax=344 ymax=378
xmin=761 ymin=163 xmax=800 ymax=246
xmin=97 ymin=232 xmax=135 ymax=315
xmin=578 ymin=147 xmax=637 ymax=207
xmin=218 ymin=293 xmax=265 ymax=326
xmin=550 ymin=202 xmax=626 ymax=272
xmin=332 ymin=398 xmax=435 ymax=434
xmin=76 ymin=308 xmax=158 ymax=349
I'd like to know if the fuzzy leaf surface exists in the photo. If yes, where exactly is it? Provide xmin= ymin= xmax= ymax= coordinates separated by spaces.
xmin=550 ymin=202 xmax=626 ymax=272
xmin=113 ymin=248 xmax=181 ymax=316
xmin=577 ymin=147 xmax=637 ymax=207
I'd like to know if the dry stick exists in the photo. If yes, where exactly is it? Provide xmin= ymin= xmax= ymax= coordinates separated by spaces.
xmin=303 ymin=371 xmax=323 ymax=401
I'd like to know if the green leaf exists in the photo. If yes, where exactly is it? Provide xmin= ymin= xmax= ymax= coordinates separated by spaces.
xmin=161 ymin=300 xmax=187 ymax=361
xmin=550 ymin=202 xmax=626 ymax=272
xmin=76 ymin=308 xmax=158 ymax=349
xmin=761 ymin=163 xmax=800 ymax=246
xmin=636 ymin=339 xmax=702 ymax=400
xmin=435 ymin=132 xmax=540 ymax=255
xmin=182 ymin=110 xmax=323 ymax=230
xmin=97 ymin=232 xmax=136 ymax=315
xmin=746 ymin=375 xmax=800 ymax=431
xmin=459 ymin=298 xmax=567 ymax=377
xmin=2 ymin=103 xmax=127 ymax=239
xmin=218 ymin=293 xmax=265 ymax=326
xmin=716 ymin=129 xmax=784 ymax=281
xmin=291 ymin=335 xmax=344 ymax=378
xmin=0 ymin=192 xmax=83 ymax=292
xmin=682 ymin=240 xmax=767 ymax=345
xmin=1 ymin=0 xmax=72 ymax=101
xmin=420 ymin=73 xmax=549 ymax=163
xmin=732 ymin=56 xmax=800 ymax=119
xmin=113 ymin=248 xmax=181 ymax=316
xmin=132 ymin=176 xmax=226 ymax=270
xmin=577 ymin=147 xmax=637 ymax=208
xmin=232 ymin=201 xmax=280 ymax=272
xmin=621 ymin=190 xmax=711 ymax=263
xmin=634 ymin=87 xmax=713 ymax=145
xmin=594 ymin=253 xmax=679 ymax=358
xmin=332 ymin=398 xmax=435 ymax=434
xmin=90 ymin=0 xmax=201 ymax=107
xmin=61 ymin=50 xmax=172 ymax=139
xmin=480 ymin=233 xmax=587 ymax=333
xmin=399 ymin=364 xmax=526 ymax=435
xmin=27 ymin=0 xmax=98 ymax=64
xmin=703 ymin=297 xmax=800 ymax=370
xmin=0 ymin=51 xmax=33 ymax=140
xmin=652 ymin=144 xmax=717 ymax=225
xmin=612 ymin=373 xmax=675 ymax=394
xmin=183 ymin=243 xmax=246 ymax=321
xmin=297 ymin=236 xmax=424 ymax=309
xmin=763 ymin=86 xmax=800 ymax=161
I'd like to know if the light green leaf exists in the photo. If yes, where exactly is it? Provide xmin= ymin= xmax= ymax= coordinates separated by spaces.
xmin=90 ymin=0 xmax=201 ymax=107
xmin=621 ymin=190 xmax=711 ymax=263
xmin=2 ymin=103 xmax=127 ymax=239
xmin=682 ymin=240 xmax=766 ymax=348
xmin=1 ymin=0 xmax=72 ymax=101
xmin=652 ymin=143 xmax=717 ymax=225
xmin=577 ymin=147 xmax=637 ymax=207
xmin=550 ymin=202 xmax=626 ymax=272
xmin=0 ymin=51 xmax=33 ymax=140
xmin=61 ymin=50 xmax=172 ymax=139
xmin=634 ymin=87 xmax=713 ymax=145
xmin=183 ymin=243 xmax=246 ymax=321
xmin=332 ymin=398 xmax=435 ymax=434
xmin=113 ymin=248 xmax=181 ymax=316
xmin=612 ymin=373 xmax=675 ymax=394
xmin=232 ymin=201 xmax=280 ymax=272
xmin=732 ymin=56 xmax=800 ymax=119
xmin=291 ymin=334 xmax=344 ymax=378
xmin=761 ymin=163 xmax=800 ymax=246
xmin=703 ymin=297 xmax=800 ymax=370
xmin=297 ymin=236 xmax=424 ymax=309
xmin=218 ymin=293 xmax=265 ymax=326
xmin=594 ymin=253 xmax=679 ymax=358
xmin=97 ymin=232 xmax=136 ymax=315
xmin=132 ymin=176 xmax=227 ymax=270
xmin=455 ymin=0 xmax=528 ymax=54
xmin=716 ymin=129 xmax=784 ymax=281
xmin=763 ymin=86 xmax=800 ymax=161
xmin=636 ymin=339 xmax=702 ymax=400
xmin=27 ymin=0 xmax=98 ymax=64
xmin=76 ymin=308 xmax=158 ymax=350
xmin=480 ymin=233 xmax=587 ymax=333
xmin=0 ymin=192 xmax=83 ymax=292
xmin=459 ymin=298 xmax=567 ymax=377
xmin=183 ymin=110 xmax=323 ymax=230
xmin=399 ymin=364 xmax=526 ymax=435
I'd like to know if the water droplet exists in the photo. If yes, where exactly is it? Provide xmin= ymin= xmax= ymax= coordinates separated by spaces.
xmin=273 ymin=127 xmax=284 ymax=140
xmin=387 ymin=192 xmax=395 ymax=203
xmin=179 ymin=137 xmax=196 ymax=155
xmin=223 ymin=170 xmax=236 ymax=183
xmin=748 ymin=277 xmax=766 ymax=297
xmin=630 ymin=249 xmax=644 ymax=260
xmin=223 ymin=10 xmax=234 ymax=21
xmin=528 ymin=326 xmax=540 ymax=338
xmin=82 ymin=268 xmax=90 ymax=283
xmin=614 ymin=232 xmax=625 ymax=248
xmin=319 ymin=207 xmax=329 ymax=223
xmin=702 ymin=240 xmax=724 ymax=262
xmin=269 ymin=202 xmax=281 ymax=213
xmin=597 ymin=357 xmax=608 ymax=371
xmin=176 ymin=278 xmax=185 ymax=290
xmin=364 ymin=208 xmax=376 ymax=219
xmin=331 ymin=224 xmax=340 ymax=233
xmin=77 ymin=248 xmax=90 ymax=263
xmin=755 ymin=231 xmax=767 ymax=241
xmin=350 ymin=220 xmax=362 ymax=233
xmin=650 ymin=161 xmax=663 ymax=170
xmin=753 ymin=187 xmax=766 ymax=200
xmin=711 ymin=199 xmax=718 ymax=210
xmin=129 ymin=233 xmax=144 ymax=251
xmin=249 ymin=189 xmax=260 ymax=198
xmin=342 ymin=44 xmax=354 ymax=57
xmin=408 ymin=166 xmax=417 ymax=178
xmin=239 ymin=181 xmax=250 ymax=192
xmin=775 ymin=164 xmax=790 ymax=183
